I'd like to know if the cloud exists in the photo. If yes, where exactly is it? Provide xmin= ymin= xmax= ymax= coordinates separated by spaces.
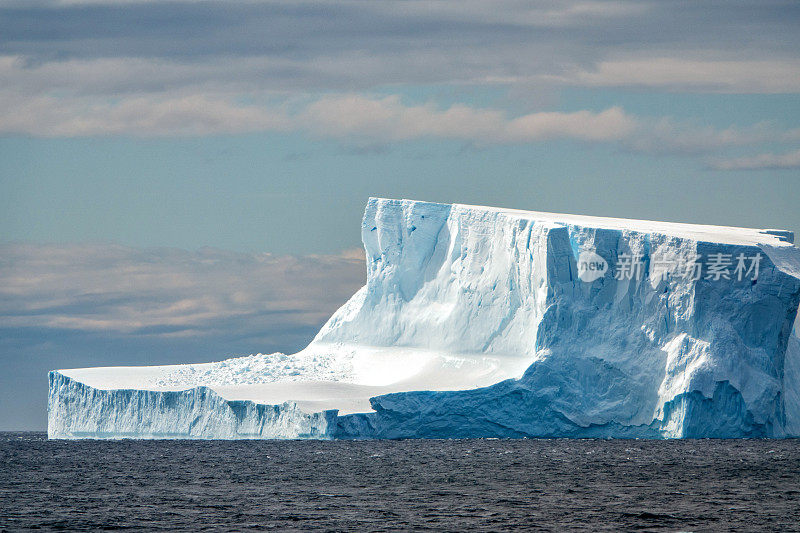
xmin=1 ymin=90 xmax=628 ymax=140
xmin=567 ymin=58 xmax=800 ymax=94
xmin=0 ymin=1 xmax=797 ymax=161
xmin=1 ymin=90 xmax=796 ymax=165
xmin=708 ymin=148 xmax=800 ymax=171
xmin=1 ymin=90 xmax=639 ymax=140
xmin=504 ymin=107 xmax=635 ymax=142
xmin=0 ymin=92 xmax=292 ymax=136
xmin=620 ymin=119 xmax=796 ymax=156
xmin=0 ymin=0 xmax=798 ymax=96
xmin=300 ymin=95 xmax=636 ymax=143
xmin=0 ymin=0 xmax=797 ymax=156
xmin=0 ymin=243 xmax=365 ymax=342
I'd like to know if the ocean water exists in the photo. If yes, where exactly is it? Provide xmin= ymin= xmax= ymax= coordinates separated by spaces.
xmin=1 ymin=433 xmax=799 ymax=532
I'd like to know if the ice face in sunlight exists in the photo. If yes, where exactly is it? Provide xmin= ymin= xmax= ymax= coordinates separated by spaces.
xmin=48 ymin=198 xmax=800 ymax=439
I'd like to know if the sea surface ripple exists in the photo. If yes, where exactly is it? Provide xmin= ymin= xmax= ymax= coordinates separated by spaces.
xmin=2 ymin=433 xmax=799 ymax=531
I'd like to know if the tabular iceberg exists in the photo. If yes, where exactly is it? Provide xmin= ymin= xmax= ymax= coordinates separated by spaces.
xmin=48 ymin=198 xmax=800 ymax=439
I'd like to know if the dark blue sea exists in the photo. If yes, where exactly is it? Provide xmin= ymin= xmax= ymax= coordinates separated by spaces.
xmin=2 ymin=433 xmax=799 ymax=532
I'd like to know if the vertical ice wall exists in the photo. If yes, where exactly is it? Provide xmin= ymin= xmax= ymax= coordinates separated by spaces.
xmin=48 ymin=372 xmax=337 ymax=439
xmin=314 ymin=199 xmax=558 ymax=358
xmin=318 ymin=199 xmax=800 ymax=438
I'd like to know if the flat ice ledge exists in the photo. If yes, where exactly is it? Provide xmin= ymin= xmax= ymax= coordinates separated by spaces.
xmin=52 ymin=342 xmax=534 ymax=420
xmin=48 ymin=372 xmax=338 ymax=440
xmin=383 ymin=198 xmax=795 ymax=247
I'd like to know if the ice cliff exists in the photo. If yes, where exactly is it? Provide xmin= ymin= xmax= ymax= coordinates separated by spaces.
xmin=48 ymin=198 xmax=800 ymax=439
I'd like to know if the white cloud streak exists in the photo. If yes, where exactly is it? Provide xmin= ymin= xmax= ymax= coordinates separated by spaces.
xmin=568 ymin=58 xmax=800 ymax=94
xmin=0 ymin=93 xmax=291 ymax=137
xmin=1 ymin=89 xmax=796 ymax=166
xmin=0 ymin=87 xmax=641 ymax=140
xmin=708 ymin=148 xmax=800 ymax=171
xmin=299 ymin=95 xmax=636 ymax=143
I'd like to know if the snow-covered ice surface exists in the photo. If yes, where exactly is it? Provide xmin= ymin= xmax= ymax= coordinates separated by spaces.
xmin=49 ymin=198 xmax=800 ymax=439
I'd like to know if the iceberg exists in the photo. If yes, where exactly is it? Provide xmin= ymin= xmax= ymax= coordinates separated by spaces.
xmin=48 ymin=198 xmax=800 ymax=439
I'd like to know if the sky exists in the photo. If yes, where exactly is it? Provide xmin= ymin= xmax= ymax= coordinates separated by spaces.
xmin=1 ymin=0 xmax=799 ymax=430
